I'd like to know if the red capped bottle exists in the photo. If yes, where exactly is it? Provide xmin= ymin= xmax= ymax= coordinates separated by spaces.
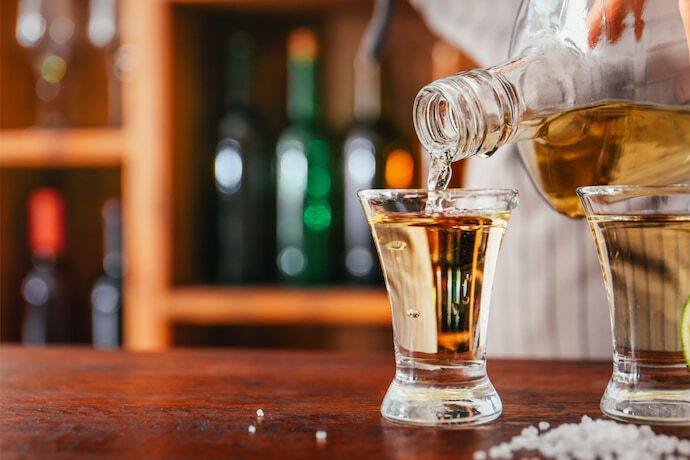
xmin=21 ymin=188 xmax=71 ymax=344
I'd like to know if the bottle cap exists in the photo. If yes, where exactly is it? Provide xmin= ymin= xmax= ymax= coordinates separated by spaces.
xmin=28 ymin=188 xmax=65 ymax=257
xmin=288 ymin=27 xmax=318 ymax=61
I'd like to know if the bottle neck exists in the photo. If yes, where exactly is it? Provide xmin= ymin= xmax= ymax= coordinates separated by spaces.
xmin=102 ymin=199 xmax=123 ymax=278
xmin=287 ymin=57 xmax=320 ymax=121
xmin=226 ymin=66 xmax=251 ymax=108
xmin=225 ymin=37 xmax=253 ymax=107
xmin=353 ymin=55 xmax=381 ymax=122
xmin=413 ymin=62 xmax=523 ymax=163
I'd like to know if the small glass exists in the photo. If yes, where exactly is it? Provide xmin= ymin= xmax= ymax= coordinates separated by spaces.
xmin=578 ymin=185 xmax=690 ymax=425
xmin=359 ymin=189 xmax=518 ymax=426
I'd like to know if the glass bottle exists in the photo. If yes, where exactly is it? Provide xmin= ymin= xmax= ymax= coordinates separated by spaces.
xmin=15 ymin=0 xmax=77 ymax=127
xmin=21 ymin=188 xmax=71 ymax=344
xmin=276 ymin=28 xmax=336 ymax=284
xmin=215 ymin=32 xmax=274 ymax=284
xmin=342 ymin=54 xmax=414 ymax=284
xmin=414 ymin=0 xmax=690 ymax=218
xmin=91 ymin=198 xmax=123 ymax=348
xmin=87 ymin=0 xmax=121 ymax=126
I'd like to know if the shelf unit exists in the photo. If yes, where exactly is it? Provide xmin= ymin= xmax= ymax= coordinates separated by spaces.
xmin=1 ymin=0 xmax=474 ymax=349
xmin=0 ymin=129 xmax=123 ymax=167
xmin=121 ymin=0 xmax=408 ymax=349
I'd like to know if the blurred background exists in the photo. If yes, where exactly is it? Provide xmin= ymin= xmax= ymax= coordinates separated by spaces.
xmin=0 ymin=0 xmax=476 ymax=351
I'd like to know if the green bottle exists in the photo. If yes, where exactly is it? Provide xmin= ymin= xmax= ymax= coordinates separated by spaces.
xmin=276 ymin=28 xmax=335 ymax=285
xmin=215 ymin=32 xmax=274 ymax=284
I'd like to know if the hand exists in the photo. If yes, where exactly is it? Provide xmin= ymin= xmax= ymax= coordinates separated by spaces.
xmin=586 ymin=0 xmax=647 ymax=47
xmin=587 ymin=0 xmax=690 ymax=60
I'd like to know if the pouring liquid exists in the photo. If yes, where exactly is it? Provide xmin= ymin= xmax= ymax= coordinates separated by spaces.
xmin=425 ymin=101 xmax=690 ymax=217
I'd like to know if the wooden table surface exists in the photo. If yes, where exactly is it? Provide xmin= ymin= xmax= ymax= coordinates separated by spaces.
xmin=0 ymin=346 xmax=688 ymax=459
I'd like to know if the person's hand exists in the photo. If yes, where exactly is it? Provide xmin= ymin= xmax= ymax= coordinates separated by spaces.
xmin=586 ymin=0 xmax=647 ymax=47
xmin=587 ymin=0 xmax=690 ymax=61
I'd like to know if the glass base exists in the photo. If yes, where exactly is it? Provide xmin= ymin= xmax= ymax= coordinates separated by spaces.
xmin=601 ymin=378 xmax=690 ymax=425
xmin=380 ymin=375 xmax=502 ymax=426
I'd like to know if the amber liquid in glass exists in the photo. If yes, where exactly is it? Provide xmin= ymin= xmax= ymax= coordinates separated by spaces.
xmin=520 ymin=102 xmax=690 ymax=218
xmin=371 ymin=213 xmax=509 ymax=364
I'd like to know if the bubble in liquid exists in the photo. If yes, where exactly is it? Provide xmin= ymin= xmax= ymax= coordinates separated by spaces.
xmin=461 ymin=275 xmax=471 ymax=304
xmin=406 ymin=310 xmax=420 ymax=318
xmin=384 ymin=240 xmax=407 ymax=251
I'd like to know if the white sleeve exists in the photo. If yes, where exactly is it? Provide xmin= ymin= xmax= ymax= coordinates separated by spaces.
xmin=409 ymin=0 xmax=522 ymax=65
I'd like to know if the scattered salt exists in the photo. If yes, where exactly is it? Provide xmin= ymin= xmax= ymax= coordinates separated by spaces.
xmin=521 ymin=426 xmax=539 ymax=437
xmin=473 ymin=450 xmax=487 ymax=460
xmin=315 ymin=430 xmax=327 ymax=441
xmin=484 ymin=416 xmax=689 ymax=459
xmin=256 ymin=409 xmax=264 ymax=417
xmin=248 ymin=424 xmax=256 ymax=434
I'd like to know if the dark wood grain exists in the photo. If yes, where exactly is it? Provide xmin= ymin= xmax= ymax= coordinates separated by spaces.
xmin=0 ymin=346 xmax=687 ymax=459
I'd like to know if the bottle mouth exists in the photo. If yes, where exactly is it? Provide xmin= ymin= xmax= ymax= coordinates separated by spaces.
xmin=413 ymin=84 xmax=462 ymax=162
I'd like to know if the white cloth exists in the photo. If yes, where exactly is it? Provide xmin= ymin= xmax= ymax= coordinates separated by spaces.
xmin=411 ymin=0 xmax=611 ymax=358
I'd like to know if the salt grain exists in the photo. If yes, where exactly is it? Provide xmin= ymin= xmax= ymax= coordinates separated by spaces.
xmin=256 ymin=409 xmax=264 ymax=417
xmin=484 ymin=416 xmax=689 ymax=459
xmin=316 ymin=430 xmax=327 ymax=441
xmin=473 ymin=450 xmax=487 ymax=460
xmin=248 ymin=424 xmax=256 ymax=434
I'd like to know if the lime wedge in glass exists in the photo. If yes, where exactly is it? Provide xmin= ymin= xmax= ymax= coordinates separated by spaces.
xmin=682 ymin=295 xmax=690 ymax=369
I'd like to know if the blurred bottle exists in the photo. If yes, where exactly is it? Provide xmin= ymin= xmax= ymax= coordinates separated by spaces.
xmin=214 ymin=32 xmax=274 ymax=284
xmin=91 ymin=198 xmax=123 ymax=348
xmin=276 ymin=28 xmax=336 ymax=285
xmin=21 ymin=188 xmax=71 ymax=344
xmin=342 ymin=55 xmax=414 ymax=284
xmin=87 ymin=0 xmax=121 ymax=126
xmin=15 ymin=0 xmax=78 ymax=127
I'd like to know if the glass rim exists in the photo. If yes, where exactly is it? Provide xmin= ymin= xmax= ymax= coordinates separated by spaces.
xmin=577 ymin=184 xmax=690 ymax=198
xmin=357 ymin=188 xmax=519 ymax=200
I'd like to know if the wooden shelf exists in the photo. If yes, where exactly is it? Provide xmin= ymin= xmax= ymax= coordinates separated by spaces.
xmin=166 ymin=286 xmax=391 ymax=326
xmin=0 ymin=0 xmax=444 ymax=348
xmin=0 ymin=128 xmax=123 ymax=167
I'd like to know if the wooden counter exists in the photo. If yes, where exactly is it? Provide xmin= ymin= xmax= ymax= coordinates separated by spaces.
xmin=0 ymin=346 xmax=687 ymax=458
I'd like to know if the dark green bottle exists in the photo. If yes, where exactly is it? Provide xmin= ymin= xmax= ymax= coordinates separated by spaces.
xmin=343 ymin=56 xmax=414 ymax=284
xmin=215 ymin=32 xmax=274 ymax=284
xmin=276 ymin=28 xmax=335 ymax=285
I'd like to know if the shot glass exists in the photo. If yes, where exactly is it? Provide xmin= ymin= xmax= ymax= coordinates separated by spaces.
xmin=578 ymin=185 xmax=690 ymax=425
xmin=359 ymin=189 xmax=518 ymax=426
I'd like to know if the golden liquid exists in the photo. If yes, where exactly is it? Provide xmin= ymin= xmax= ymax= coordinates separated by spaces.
xmin=370 ymin=213 xmax=508 ymax=361
xmin=588 ymin=214 xmax=690 ymax=357
xmin=520 ymin=102 xmax=690 ymax=218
